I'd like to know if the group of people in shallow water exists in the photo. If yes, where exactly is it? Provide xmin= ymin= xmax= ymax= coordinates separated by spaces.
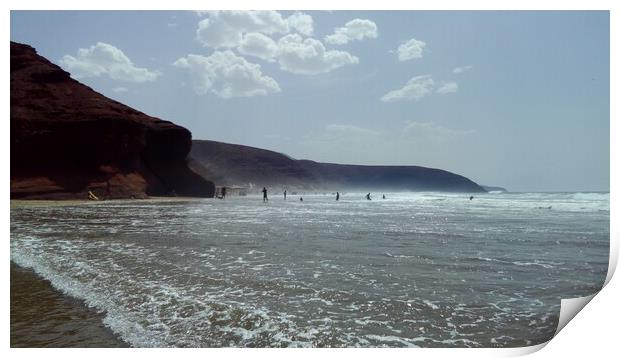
xmin=260 ymin=187 xmax=474 ymax=203
xmin=236 ymin=186 xmax=474 ymax=202
xmin=262 ymin=187 xmax=391 ymax=202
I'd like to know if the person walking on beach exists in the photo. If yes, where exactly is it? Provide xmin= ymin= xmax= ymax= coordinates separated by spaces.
xmin=284 ymin=190 xmax=287 ymax=200
xmin=336 ymin=192 xmax=340 ymax=201
xmin=262 ymin=187 xmax=268 ymax=202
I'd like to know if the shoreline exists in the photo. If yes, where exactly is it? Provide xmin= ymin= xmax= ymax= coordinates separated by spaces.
xmin=10 ymin=196 xmax=209 ymax=209
xmin=10 ymin=261 xmax=130 ymax=348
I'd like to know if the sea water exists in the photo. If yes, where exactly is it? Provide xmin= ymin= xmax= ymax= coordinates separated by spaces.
xmin=10 ymin=192 xmax=609 ymax=347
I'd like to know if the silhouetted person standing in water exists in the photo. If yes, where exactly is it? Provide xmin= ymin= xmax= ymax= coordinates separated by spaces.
xmin=366 ymin=193 xmax=372 ymax=200
xmin=469 ymin=196 xmax=474 ymax=200
xmin=300 ymin=197 xmax=303 ymax=202
xmin=336 ymin=192 xmax=340 ymax=201
xmin=382 ymin=194 xmax=386 ymax=199
xmin=221 ymin=186 xmax=227 ymax=199
xmin=284 ymin=190 xmax=287 ymax=200
xmin=262 ymin=187 xmax=268 ymax=202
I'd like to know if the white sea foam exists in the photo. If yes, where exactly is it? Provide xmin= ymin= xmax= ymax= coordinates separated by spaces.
xmin=364 ymin=334 xmax=420 ymax=347
xmin=10 ymin=192 xmax=608 ymax=347
xmin=512 ymin=260 xmax=562 ymax=269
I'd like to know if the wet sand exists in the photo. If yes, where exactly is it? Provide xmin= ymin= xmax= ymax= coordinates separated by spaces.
xmin=10 ymin=196 xmax=207 ymax=209
xmin=10 ymin=197 xmax=208 ymax=348
xmin=10 ymin=262 xmax=129 ymax=347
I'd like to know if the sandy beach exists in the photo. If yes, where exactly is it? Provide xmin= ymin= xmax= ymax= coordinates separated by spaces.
xmin=10 ymin=196 xmax=207 ymax=208
xmin=10 ymin=262 xmax=129 ymax=347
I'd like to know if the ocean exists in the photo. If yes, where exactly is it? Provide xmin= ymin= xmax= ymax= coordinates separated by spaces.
xmin=10 ymin=192 xmax=609 ymax=347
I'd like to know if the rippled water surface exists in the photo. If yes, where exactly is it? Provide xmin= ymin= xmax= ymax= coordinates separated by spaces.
xmin=10 ymin=192 xmax=609 ymax=347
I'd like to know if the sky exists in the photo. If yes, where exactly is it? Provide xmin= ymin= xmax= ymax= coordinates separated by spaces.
xmin=10 ymin=10 xmax=610 ymax=192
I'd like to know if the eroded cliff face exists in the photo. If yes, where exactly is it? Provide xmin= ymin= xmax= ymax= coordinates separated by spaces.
xmin=10 ymin=41 xmax=214 ymax=199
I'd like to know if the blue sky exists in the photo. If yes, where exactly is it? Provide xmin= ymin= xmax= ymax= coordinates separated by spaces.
xmin=10 ymin=10 xmax=609 ymax=192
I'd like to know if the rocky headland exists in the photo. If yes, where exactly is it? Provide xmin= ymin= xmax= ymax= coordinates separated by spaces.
xmin=10 ymin=42 xmax=215 ymax=199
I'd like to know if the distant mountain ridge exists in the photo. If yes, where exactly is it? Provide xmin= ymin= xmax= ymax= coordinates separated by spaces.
xmin=189 ymin=140 xmax=485 ymax=193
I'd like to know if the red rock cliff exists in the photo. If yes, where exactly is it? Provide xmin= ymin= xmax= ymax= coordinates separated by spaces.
xmin=10 ymin=41 xmax=215 ymax=199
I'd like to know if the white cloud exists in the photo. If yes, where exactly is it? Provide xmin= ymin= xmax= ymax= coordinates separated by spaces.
xmin=325 ymin=124 xmax=381 ymax=137
xmin=403 ymin=120 xmax=475 ymax=139
xmin=302 ymin=124 xmax=383 ymax=160
xmin=194 ymin=11 xmax=356 ymax=76
xmin=112 ymin=87 xmax=128 ymax=93
xmin=173 ymin=51 xmax=280 ymax=98
xmin=436 ymin=82 xmax=459 ymax=94
xmin=237 ymin=33 xmax=360 ymax=75
xmin=380 ymin=75 xmax=435 ymax=102
xmin=299 ymin=121 xmax=476 ymax=166
xmin=196 ymin=10 xmax=290 ymax=48
xmin=453 ymin=65 xmax=473 ymax=74
xmin=324 ymin=19 xmax=378 ymax=45
xmin=287 ymin=12 xmax=314 ymax=36
xmin=277 ymin=34 xmax=359 ymax=75
xmin=238 ymin=32 xmax=279 ymax=62
xmin=397 ymin=38 xmax=426 ymax=61
xmin=326 ymin=121 xmax=474 ymax=143
xmin=195 ymin=18 xmax=240 ymax=48
xmin=59 ymin=42 xmax=160 ymax=83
